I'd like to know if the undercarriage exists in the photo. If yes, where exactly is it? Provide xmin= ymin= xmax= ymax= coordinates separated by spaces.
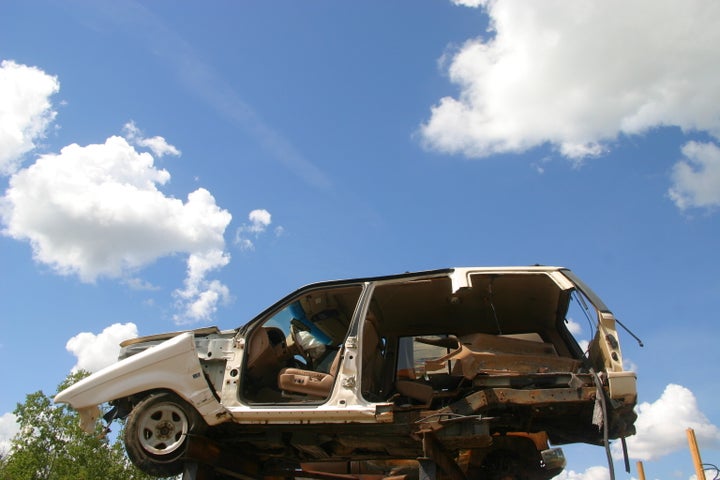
xmin=173 ymin=376 xmax=636 ymax=480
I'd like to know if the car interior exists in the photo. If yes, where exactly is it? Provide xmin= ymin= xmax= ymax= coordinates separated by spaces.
xmin=241 ymin=273 xmax=584 ymax=408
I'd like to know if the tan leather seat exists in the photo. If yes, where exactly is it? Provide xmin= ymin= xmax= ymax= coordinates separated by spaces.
xmin=395 ymin=379 xmax=434 ymax=404
xmin=278 ymin=349 xmax=342 ymax=398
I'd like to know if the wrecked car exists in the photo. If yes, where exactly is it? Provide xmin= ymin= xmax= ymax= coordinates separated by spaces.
xmin=54 ymin=266 xmax=637 ymax=479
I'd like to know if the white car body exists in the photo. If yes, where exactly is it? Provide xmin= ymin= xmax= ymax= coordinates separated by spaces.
xmin=55 ymin=266 xmax=638 ymax=479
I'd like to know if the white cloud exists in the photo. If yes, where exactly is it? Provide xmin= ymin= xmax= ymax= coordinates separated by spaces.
xmin=0 ymin=60 xmax=59 ymax=174
xmin=0 ymin=412 xmax=19 ymax=455
xmin=451 ymin=0 xmax=487 ymax=6
xmin=566 ymin=318 xmax=582 ymax=335
xmin=236 ymin=238 xmax=254 ymax=251
xmin=123 ymin=121 xmax=180 ymax=158
xmin=173 ymin=250 xmax=231 ymax=324
xmin=0 ymin=132 xmax=232 ymax=322
xmin=554 ymin=466 xmax=610 ymax=480
xmin=669 ymin=141 xmax=720 ymax=211
xmin=565 ymin=318 xmax=591 ymax=352
xmin=65 ymin=323 xmax=139 ymax=373
xmin=1 ymin=135 xmax=231 ymax=278
xmin=234 ymin=208 xmax=280 ymax=251
xmin=0 ymin=64 xmax=234 ymax=323
xmin=423 ymin=0 xmax=720 ymax=161
xmin=692 ymin=468 xmax=720 ymax=480
xmin=247 ymin=209 xmax=272 ymax=233
xmin=623 ymin=357 xmax=639 ymax=375
xmin=124 ymin=277 xmax=160 ymax=291
xmin=180 ymin=280 xmax=230 ymax=323
xmin=618 ymin=384 xmax=720 ymax=461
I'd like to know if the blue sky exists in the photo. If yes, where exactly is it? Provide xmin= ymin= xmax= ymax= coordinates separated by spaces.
xmin=1 ymin=1 xmax=720 ymax=478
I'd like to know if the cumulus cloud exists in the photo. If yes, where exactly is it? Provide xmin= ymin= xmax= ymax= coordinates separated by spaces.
xmin=123 ymin=121 xmax=180 ymax=158
xmin=66 ymin=323 xmax=139 ymax=372
xmin=173 ymin=249 xmax=231 ymax=323
xmin=0 ymin=129 xmax=232 ymax=322
xmin=234 ymin=208 xmax=280 ymax=251
xmin=669 ymin=141 xmax=720 ymax=211
xmin=246 ymin=209 xmax=272 ymax=233
xmin=1 ymin=135 xmax=232 ymax=284
xmin=617 ymin=384 xmax=720 ymax=461
xmin=422 ymin=0 xmax=720 ymax=161
xmin=0 ymin=61 xmax=234 ymax=323
xmin=554 ymin=466 xmax=610 ymax=480
xmin=0 ymin=60 xmax=59 ymax=174
xmin=0 ymin=412 xmax=19 ymax=455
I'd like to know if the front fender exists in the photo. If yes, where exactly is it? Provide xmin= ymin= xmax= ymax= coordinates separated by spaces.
xmin=54 ymin=332 xmax=229 ymax=429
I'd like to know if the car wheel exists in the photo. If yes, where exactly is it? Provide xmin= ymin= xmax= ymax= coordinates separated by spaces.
xmin=125 ymin=392 xmax=205 ymax=476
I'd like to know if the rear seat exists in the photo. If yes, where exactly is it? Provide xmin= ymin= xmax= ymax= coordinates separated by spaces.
xmin=442 ymin=333 xmax=580 ymax=378
xmin=394 ymin=333 xmax=581 ymax=405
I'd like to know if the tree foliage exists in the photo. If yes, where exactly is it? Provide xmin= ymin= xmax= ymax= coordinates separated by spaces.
xmin=0 ymin=372 xmax=159 ymax=480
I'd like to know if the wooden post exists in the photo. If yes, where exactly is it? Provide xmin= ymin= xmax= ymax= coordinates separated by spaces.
xmin=636 ymin=461 xmax=646 ymax=480
xmin=687 ymin=428 xmax=705 ymax=480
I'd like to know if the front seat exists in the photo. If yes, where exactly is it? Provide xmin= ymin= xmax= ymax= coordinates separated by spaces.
xmin=278 ymin=349 xmax=342 ymax=398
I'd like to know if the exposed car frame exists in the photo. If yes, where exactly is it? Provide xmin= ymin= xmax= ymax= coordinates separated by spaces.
xmin=55 ymin=266 xmax=637 ymax=479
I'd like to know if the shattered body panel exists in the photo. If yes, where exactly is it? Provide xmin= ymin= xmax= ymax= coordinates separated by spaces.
xmin=55 ymin=266 xmax=637 ymax=479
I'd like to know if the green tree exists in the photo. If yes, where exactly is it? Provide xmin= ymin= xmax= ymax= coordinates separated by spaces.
xmin=0 ymin=372 xmax=160 ymax=480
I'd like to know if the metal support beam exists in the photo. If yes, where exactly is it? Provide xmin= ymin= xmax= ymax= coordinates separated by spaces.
xmin=421 ymin=432 xmax=467 ymax=480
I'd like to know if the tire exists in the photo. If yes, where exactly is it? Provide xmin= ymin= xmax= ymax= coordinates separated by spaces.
xmin=124 ymin=392 xmax=205 ymax=477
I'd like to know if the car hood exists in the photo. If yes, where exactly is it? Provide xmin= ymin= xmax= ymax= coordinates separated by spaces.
xmin=120 ymin=326 xmax=222 ymax=347
xmin=118 ymin=326 xmax=226 ymax=360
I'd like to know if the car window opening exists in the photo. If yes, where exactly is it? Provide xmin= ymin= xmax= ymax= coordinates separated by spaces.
xmin=241 ymin=285 xmax=363 ymax=404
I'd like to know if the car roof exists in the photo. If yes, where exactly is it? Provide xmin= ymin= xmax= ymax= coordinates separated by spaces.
xmin=242 ymin=266 xmax=571 ymax=332
xmin=299 ymin=265 xmax=568 ymax=289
